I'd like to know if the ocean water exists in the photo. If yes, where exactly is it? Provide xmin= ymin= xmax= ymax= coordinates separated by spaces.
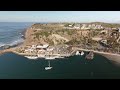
xmin=0 ymin=22 xmax=120 ymax=79
xmin=0 ymin=22 xmax=33 ymax=47
xmin=0 ymin=52 xmax=120 ymax=79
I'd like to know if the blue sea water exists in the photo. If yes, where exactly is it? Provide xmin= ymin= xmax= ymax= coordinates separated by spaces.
xmin=0 ymin=22 xmax=120 ymax=79
xmin=0 ymin=52 xmax=120 ymax=79
xmin=0 ymin=22 xmax=33 ymax=47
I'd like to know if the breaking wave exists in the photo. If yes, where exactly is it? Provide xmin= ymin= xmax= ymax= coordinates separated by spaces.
xmin=0 ymin=38 xmax=24 ymax=48
xmin=0 ymin=43 xmax=5 ymax=47
xmin=0 ymin=22 xmax=33 ymax=49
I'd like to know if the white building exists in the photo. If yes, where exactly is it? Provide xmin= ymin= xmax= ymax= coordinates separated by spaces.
xmin=74 ymin=26 xmax=80 ymax=29
xmin=69 ymin=25 xmax=72 ymax=27
xmin=31 ymin=45 xmax=36 ymax=49
xmin=36 ymin=44 xmax=49 ymax=49
xmin=47 ymin=48 xmax=54 ymax=51
xmin=118 ymin=28 xmax=120 ymax=32
xmin=24 ymin=48 xmax=34 ymax=53
xmin=81 ymin=24 xmax=86 ymax=29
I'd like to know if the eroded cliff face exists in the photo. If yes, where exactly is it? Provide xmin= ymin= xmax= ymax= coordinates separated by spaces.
xmin=23 ymin=28 xmax=36 ymax=45
xmin=22 ymin=23 xmax=90 ymax=46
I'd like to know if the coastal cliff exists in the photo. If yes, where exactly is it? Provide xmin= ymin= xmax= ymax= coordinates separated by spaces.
xmin=22 ymin=23 xmax=84 ymax=46
xmin=1 ymin=22 xmax=120 ymax=63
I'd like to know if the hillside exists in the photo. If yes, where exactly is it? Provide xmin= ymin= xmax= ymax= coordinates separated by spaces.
xmin=23 ymin=23 xmax=89 ymax=46
xmin=22 ymin=22 xmax=120 ymax=48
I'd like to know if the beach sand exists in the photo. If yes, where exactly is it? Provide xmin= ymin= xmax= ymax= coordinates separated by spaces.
xmin=73 ymin=47 xmax=120 ymax=64
xmin=98 ymin=53 xmax=120 ymax=65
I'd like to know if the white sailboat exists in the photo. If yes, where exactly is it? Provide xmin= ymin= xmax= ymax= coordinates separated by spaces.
xmin=80 ymin=51 xmax=84 ymax=56
xmin=45 ymin=61 xmax=52 ymax=70
xmin=76 ymin=51 xmax=80 ymax=55
xmin=24 ymin=56 xmax=38 ymax=59
xmin=45 ymin=56 xmax=56 ymax=60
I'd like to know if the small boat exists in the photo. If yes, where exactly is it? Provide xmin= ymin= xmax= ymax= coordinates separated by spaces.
xmin=45 ymin=61 xmax=52 ymax=70
xmin=76 ymin=51 xmax=80 ymax=55
xmin=24 ymin=56 xmax=38 ymax=59
xmin=54 ymin=56 xmax=64 ymax=59
xmin=58 ymin=56 xmax=64 ymax=58
xmin=38 ymin=54 xmax=45 ymax=58
xmin=80 ymin=51 xmax=84 ymax=56
xmin=45 ymin=56 xmax=56 ymax=60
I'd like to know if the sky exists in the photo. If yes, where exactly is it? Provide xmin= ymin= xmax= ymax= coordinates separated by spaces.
xmin=0 ymin=11 xmax=120 ymax=23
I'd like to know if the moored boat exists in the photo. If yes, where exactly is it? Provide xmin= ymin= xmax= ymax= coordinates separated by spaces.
xmin=80 ymin=51 xmax=84 ymax=56
xmin=45 ymin=61 xmax=52 ymax=70
xmin=76 ymin=51 xmax=80 ymax=55
xmin=45 ymin=56 xmax=56 ymax=60
xmin=24 ymin=56 xmax=38 ymax=59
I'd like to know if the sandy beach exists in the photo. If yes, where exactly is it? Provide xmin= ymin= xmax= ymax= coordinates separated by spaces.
xmin=72 ymin=47 xmax=120 ymax=63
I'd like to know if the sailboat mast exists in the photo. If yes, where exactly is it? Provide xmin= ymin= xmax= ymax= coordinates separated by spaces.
xmin=48 ymin=60 xmax=50 ymax=67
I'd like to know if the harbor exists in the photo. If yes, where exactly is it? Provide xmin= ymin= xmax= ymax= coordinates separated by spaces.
xmin=0 ymin=52 xmax=119 ymax=79
xmin=12 ymin=44 xmax=72 ymax=60
xmin=0 ymin=44 xmax=97 ymax=61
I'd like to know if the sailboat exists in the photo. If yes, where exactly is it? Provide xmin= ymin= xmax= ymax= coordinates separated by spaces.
xmin=76 ymin=51 xmax=80 ymax=55
xmin=80 ymin=51 xmax=84 ymax=56
xmin=45 ymin=61 xmax=53 ymax=70
xmin=24 ymin=55 xmax=38 ymax=59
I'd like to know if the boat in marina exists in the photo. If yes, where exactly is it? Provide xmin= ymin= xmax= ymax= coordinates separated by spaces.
xmin=45 ymin=56 xmax=56 ymax=60
xmin=45 ymin=54 xmax=65 ymax=59
xmin=57 ymin=56 xmax=64 ymax=58
xmin=80 ymin=51 xmax=84 ymax=56
xmin=54 ymin=55 xmax=64 ymax=59
xmin=24 ymin=56 xmax=38 ymax=59
xmin=45 ymin=61 xmax=52 ymax=70
xmin=76 ymin=51 xmax=80 ymax=55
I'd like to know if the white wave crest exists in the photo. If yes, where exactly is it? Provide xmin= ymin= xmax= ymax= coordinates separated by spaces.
xmin=0 ymin=43 xmax=5 ymax=47
xmin=9 ymin=39 xmax=24 ymax=46
xmin=0 ymin=38 xmax=24 ymax=48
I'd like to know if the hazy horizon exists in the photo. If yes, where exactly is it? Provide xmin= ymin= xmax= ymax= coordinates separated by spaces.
xmin=0 ymin=21 xmax=119 ymax=24
xmin=0 ymin=11 xmax=120 ymax=23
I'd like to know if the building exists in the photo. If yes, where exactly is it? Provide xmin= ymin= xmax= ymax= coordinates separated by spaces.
xmin=80 ymin=24 xmax=86 ymax=29
xmin=36 ymin=44 xmax=49 ymax=49
xmin=69 ymin=25 xmax=72 ymax=27
xmin=118 ymin=28 xmax=120 ymax=32
xmin=74 ymin=26 xmax=80 ymax=29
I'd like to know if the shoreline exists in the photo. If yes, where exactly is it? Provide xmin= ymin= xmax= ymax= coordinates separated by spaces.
xmin=1 ymin=46 xmax=120 ymax=61
xmin=0 ymin=28 xmax=27 ymax=50
xmin=0 ymin=24 xmax=120 ymax=63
